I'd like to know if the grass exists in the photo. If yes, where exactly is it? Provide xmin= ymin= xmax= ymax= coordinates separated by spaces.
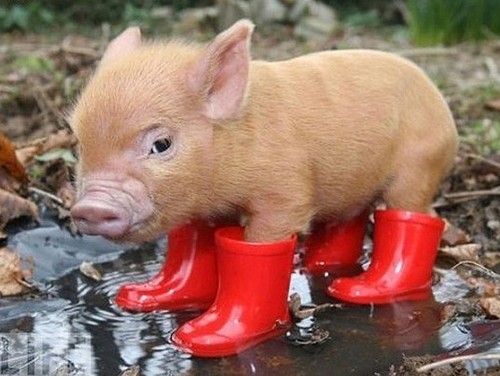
xmin=406 ymin=0 xmax=500 ymax=46
xmin=461 ymin=119 xmax=500 ymax=154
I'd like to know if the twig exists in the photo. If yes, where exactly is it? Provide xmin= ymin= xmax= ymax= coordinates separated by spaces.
xmin=417 ymin=353 xmax=500 ymax=373
xmin=14 ymin=276 xmax=34 ymax=289
xmin=444 ymin=187 xmax=500 ymax=200
xmin=434 ymin=196 xmax=494 ymax=208
xmin=433 ymin=187 xmax=500 ymax=208
xmin=59 ymin=38 xmax=100 ymax=58
xmin=465 ymin=153 xmax=500 ymax=170
xmin=451 ymin=260 xmax=500 ymax=279
xmin=28 ymin=186 xmax=63 ymax=206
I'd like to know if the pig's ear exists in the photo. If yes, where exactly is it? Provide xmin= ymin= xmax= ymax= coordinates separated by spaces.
xmin=101 ymin=27 xmax=142 ymax=64
xmin=188 ymin=19 xmax=254 ymax=120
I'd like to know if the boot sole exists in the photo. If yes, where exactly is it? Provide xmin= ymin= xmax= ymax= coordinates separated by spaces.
xmin=115 ymin=295 xmax=212 ymax=313
xmin=328 ymin=286 xmax=432 ymax=305
xmin=172 ymin=325 xmax=289 ymax=358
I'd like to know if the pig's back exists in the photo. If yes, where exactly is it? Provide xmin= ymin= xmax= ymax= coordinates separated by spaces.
xmin=246 ymin=50 xmax=456 ymax=220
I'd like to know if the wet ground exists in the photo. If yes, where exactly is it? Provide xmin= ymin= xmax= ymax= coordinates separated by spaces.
xmin=1 ymin=217 xmax=499 ymax=376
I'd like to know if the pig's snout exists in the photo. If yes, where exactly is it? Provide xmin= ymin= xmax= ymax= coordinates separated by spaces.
xmin=71 ymin=199 xmax=131 ymax=238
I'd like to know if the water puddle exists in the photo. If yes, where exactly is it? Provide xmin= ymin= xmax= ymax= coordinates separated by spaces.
xmin=1 ymin=221 xmax=498 ymax=375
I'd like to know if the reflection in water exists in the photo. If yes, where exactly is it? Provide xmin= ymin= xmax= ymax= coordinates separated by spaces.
xmin=1 ymin=240 xmax=498 ymax=375
xmin=373 ymin=298 xmax=442 ymax=351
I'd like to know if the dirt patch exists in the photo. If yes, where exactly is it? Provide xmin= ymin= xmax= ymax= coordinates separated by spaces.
xmin=388 ymin=354 xmax=500 ymax=376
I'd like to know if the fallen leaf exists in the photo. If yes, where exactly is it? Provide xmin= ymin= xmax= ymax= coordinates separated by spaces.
xmin=485 ymin=98 xmax=500 ymax=112
xmin=119 ymin=365 xmax=140 ymax=376
xmin=466 ymin=277 xmax=500 ymax=297
xmin=479 ymin=297 xmax=500 ymax=318
xmin=0 ymin=131 xmax=28 ymax=184
xmin=441 ymin=220 xmax=471 ymax=246
xmin=57 ymin=181 xmax=76 ymax=208
xmin=41 ymin=159 xmax=75 ymax=208
xmin=439 ymin=243 xmax=481 ymax=262
xmin=15 ymin=129 xmax=77 ymax=166
xmin=0 ymin=188 xmax=38 ymax=228
xmin=35 ymin=148 xmax=77 ymax=164
xmin=0 ymin=168 xmax=22 ymax=192
xmin=15 ymin=146 xmax=39 ymax=167
xmin=483 ymin=252 xmax=500 ymax=268
xmin=0 ymin=247 xmax=33 ymax=296
xmin=440 ymin=304 xmax=457 ymax=323
xmin=79 ymin=261 xmax=102 ymax=281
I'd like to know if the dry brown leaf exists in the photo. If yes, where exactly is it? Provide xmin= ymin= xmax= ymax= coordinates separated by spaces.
xmin=479 ymin=297 xmax=500 ymax=318
xmin=15 ymin=129 xmax=77 ymax=166
xmin=0 ymin=131 xmax=28 ymax=183
xmin=439 ymin=243 xmax=481 ymax=262
xmin=0 ymin=167 xmax=22 ymax=192
xmin=42 ymin=159 xmax=75 ymax=208
xmin=485 ymin=98 xmax=500 ymax=112
xmin=0 ymin=247 xmax=33 ymax=296
xmin=483 ymin=252 xmax=500 ymax=269
xmin=440 ymin=304 xmax=457 ymax=323
xmin=0 ymin=188 xmax=38 ymax=228
xmin=15 ymin=146 xmax=40 ymax=167
xmin=441 ymin=220 xmax=471 ymax=246
xmin=466 ymin=277 xmax=500 ymax=297
xmin=57 ymin=181 xmax=76 ymax=208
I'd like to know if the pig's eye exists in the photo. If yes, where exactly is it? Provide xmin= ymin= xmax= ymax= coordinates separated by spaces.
xmin=150 ymin=138 xmax=172 ymax=155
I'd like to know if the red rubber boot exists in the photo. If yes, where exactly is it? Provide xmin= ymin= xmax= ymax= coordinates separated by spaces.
xmin=303 ymin=211 xmax=368 ymax=275
xmin=328 ymin=210 xmax=445 ymax=304
xmin=115 ymin=221 xmax=218 ymax=312
xmin=172 ymin=227 xmax=297 ymax=357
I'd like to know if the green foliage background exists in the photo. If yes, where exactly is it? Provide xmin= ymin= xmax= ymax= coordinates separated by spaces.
xmin=0 ymin=0 xmax=499 ymax=45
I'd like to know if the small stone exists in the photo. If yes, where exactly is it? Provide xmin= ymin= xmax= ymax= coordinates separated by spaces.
xmin=79 ymin=261 xmax=102 ymax=282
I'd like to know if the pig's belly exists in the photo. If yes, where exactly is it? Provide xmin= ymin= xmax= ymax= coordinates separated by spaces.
xmin=310 ymin=147 xmax=394 ymax=222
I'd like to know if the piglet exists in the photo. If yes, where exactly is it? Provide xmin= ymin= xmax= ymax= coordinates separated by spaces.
xmin=70 ymin=20 xmax=458 ymax=357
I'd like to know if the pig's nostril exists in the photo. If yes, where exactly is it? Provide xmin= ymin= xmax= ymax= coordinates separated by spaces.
xmin=71 ymin=201 xmax=130 ymax=238
xmin=102 ymin=214 xmax=121 ymax=222
xmin=72 ymin=204 xmax=119 ymax=223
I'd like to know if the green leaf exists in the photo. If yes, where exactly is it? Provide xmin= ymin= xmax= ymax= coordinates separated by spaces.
xmin=35 ymin=148 xmax=77 ymax=164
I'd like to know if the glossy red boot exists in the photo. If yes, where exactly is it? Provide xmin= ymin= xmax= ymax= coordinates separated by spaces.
xmin=172 ymin=227 xmax=297 ymax=357
xmin=115 ymin=221 xmax=218 ymax=312
xmin=303 ymin=211 xmax=368 ymax=275
xmin=328 ymin=210 xmax=445 ymax=304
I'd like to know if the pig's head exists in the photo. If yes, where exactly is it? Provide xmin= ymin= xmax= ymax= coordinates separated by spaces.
xmin=70 ymin=20 xmax=254 ymax=242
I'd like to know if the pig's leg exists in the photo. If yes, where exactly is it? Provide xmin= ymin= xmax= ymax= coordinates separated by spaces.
xmin=382 ymin=167 xmax=442 ymax=213
xmin=172 ymin=226 xmax=296 ymax=357
xmin=244 ymin=196 xmax=314 ymax=243
xmin=328 ymin=165 xmax=446 ymax=304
